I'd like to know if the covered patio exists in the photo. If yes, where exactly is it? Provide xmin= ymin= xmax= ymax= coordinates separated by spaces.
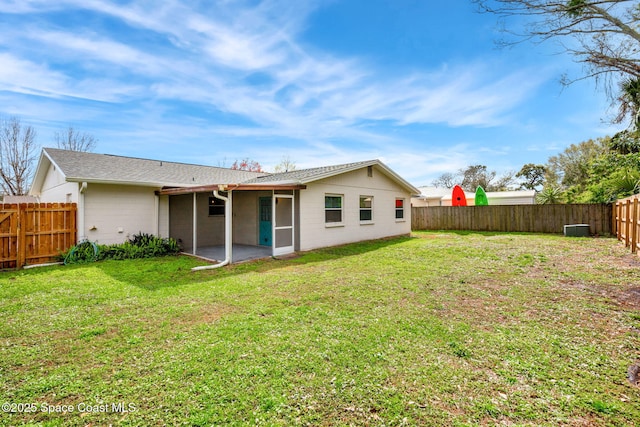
xmin=159 ymin=184 xmax=304 ymax=270
xmin=193 ymin=244 xmax=272 ymax=263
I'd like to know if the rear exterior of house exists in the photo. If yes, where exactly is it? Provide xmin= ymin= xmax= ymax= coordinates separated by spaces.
xmin=297 ymin=167 xmax=411 ymax=251
xmin=30 ymin=148 xmax=418 ymax=262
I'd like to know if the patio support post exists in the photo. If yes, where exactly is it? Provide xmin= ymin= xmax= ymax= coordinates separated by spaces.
xmin=78 ymin=181 xmax=87 ymax=243
xmin=191 ymin=189 xmax=232 ymax=272
xmin=192 ymin=192 xmax=197 ymax=255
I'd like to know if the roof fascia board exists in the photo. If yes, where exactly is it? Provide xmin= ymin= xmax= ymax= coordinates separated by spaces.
xmin=371 ymin=161 xmax=421 ymax=195
xmin=65 ymin=177 xmax=166 ymax=188
xmin=29 ymin=149 xmax=63 ymax=195
xmin=158 ymin=183 xmax=307 ymax=196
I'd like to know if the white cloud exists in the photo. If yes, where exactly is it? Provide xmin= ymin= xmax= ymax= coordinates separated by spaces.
xmin=0 ymin=0 xmax=555 ymax=186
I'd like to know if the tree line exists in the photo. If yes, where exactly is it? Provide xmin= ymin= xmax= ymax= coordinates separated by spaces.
xmin=433 ymin=131 xmax=640 ymax=204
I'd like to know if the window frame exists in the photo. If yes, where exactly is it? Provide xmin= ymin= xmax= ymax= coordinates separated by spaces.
xmin=208 ymin=196 xmax=225 ymax=216
xmin=395 ymin=198 xmax=405 ymax=221
xmin=324 ymin=194 xmax=344 ymax=226
xmin=359 ymin=195 xmax=374 ymax=224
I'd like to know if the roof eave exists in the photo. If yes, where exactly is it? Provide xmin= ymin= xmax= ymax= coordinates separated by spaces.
xmin=66 ymin=177 xmax=166 ymax=188
xmin=158 ymin=183 xmax=307 ymax=196
xmin=29 ymin=149 xmax=64 ymax=196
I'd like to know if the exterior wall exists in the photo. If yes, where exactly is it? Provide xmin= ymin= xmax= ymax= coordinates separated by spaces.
xmin=411 ymin=197 xmax=442 ymax=207
xmin=158 ymin=195 xmax=169 ymax=238
xmin=84 ymin=184 xmax=159 ymax=245
xmin=232 ymin=190 xmax=270 ymax=246
xmin=36 ymin=164 xmax=79 ymax=203
xmin=298 ymin=166 xmax=412 ymax=252
xmin=168 ymin=193 xmax=225 ymax=250
xmin=486 ymin=196 xmax=536 ymax=205
xmin=194 ymin=193 xmax=225 ymax=247
xmin=440 ymin=195 xmax=535 ymax=206
xmin=169 ymin=194 xmax=193 ymax=250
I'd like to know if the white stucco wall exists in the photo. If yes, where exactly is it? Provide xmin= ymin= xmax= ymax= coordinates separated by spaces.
xmin=83 ymin=184 xmax=160 ymax=245
xmin=298 ymin=166 xmax=412 ymax=252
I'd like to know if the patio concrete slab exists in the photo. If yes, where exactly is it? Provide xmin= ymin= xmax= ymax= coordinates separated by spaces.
xmin=194 ymin=244 xmax=272 ymax=263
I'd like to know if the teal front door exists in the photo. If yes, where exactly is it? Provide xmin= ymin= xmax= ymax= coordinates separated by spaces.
xmin=259 ymin=197 xmax=272 ymax=247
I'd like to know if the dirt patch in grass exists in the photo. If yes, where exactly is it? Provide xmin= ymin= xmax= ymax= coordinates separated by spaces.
xmin=175 ymin=302 xmax=234 ymax=326
xmin=617 ymin=287 xmax=640 ymax=309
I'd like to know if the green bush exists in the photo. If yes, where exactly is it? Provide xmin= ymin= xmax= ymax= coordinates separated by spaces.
xmin=61 ymin=240 xmax=99 ymax=264
xmin=62 ymin=233 xmax=180 ymax=264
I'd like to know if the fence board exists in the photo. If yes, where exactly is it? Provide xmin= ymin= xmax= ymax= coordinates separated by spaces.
xmin=0 ymin=203 xmax=77 ymax=269
xmin=411 ymin=204 xmax=613 ymax=235
xmin=615 ymin=195 xmax=640 ymax=256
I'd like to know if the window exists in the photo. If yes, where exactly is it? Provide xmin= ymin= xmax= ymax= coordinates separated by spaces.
xmin=395 ymin=198 xmax=405 ymax=219
xmin=360 ymin=196 xmax=373 ymax=222
xmin=325 ymin=195 xmax=343 ymax=224
xmin=209 ymin=196 xmax=225 ymax=216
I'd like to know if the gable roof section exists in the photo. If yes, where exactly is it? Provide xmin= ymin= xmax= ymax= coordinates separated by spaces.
xmin=243 ymin=159 xmax=420 ymax=194
xmin=32 ymin=148 xmax=267 ymax=190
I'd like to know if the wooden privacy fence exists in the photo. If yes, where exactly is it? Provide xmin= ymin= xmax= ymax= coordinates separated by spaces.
xmin=0 ymin=203 xmax=77 ymax=270
xmin=614 ymin=195 xmax=640 ymax=256
xmin=412 ymin=204 xmax=612 ymax=235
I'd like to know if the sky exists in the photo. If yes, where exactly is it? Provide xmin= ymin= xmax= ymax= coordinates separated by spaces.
xmin=0 ymin=0 xmax=625 ymax=187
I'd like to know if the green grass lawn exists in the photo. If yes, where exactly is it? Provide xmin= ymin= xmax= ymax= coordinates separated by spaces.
xmin=1 ymin=232 xmax=639 ymax=426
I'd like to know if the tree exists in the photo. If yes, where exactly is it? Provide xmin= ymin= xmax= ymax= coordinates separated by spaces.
xmin=545 ymin=137 xmax=608 ymax=188
xmin=433 ymin=165 xmax=515 ymax=191
xmin=491 ymin=170 xmax=517 ymax=191
xmin=460 ymin=164 xmax=496 ymax=191
xmin=474 ymin=0 xmax=640 ymax=100
xmin=581 ymin=150 xmax=640 ymax=201
xmin=231 ymin=158 xmax=264 ymax=172
xmin=0 ymin=117 xmax=38 ymax=196
xmin=53 ymin=127 xmax=97 ymax=152
xmin=431 ymin=172 xmax=456 ymax=188
xmin=615 ymin=77 xmax=640 ymax=128
xmin=516 ymin=163 xmax=546 ymax=190
xmin=273 ymin=156 xmax=296 ymax=173
xmin=609 ymin=129 xmax=640 ymax=155
xmin=536 ymin=186 xmax=565 ymax=204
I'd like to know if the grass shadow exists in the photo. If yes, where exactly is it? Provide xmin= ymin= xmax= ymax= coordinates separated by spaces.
xmin=5 ymin=236 xmax=414 ymax=292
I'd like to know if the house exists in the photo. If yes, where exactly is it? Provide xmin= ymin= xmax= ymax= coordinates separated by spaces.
xmin=412 ymin=186 xmax=536 ymax=206
xmin=2 ymin=195 xmax=38 ymax=204
xmin=30 ymin=148 xmax=419 ymax=265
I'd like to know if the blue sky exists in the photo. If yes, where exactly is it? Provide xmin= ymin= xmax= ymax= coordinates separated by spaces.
xmin=0 ymin=0 xmax=623 ymax=186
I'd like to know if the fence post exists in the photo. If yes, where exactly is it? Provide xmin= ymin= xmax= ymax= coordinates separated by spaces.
xmin=611 ymin=203 xmax=615 ymax=237
xmin=633 ymin=198 xmax=639 ymax=254
xmin=16 ymin=204 xmax=26 ymax=269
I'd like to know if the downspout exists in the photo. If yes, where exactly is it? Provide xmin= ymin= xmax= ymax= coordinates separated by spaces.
xmin=78 ymin=182 xmax=87 ymax=242
xmin=191 ymin=189 xmax=232 ymax=271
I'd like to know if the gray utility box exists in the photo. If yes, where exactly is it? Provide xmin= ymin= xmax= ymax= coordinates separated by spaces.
xmin=563 ymin=224 xmax=590 ymax=237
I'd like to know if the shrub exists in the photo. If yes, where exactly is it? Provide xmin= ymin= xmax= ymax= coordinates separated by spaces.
xmin=63 ymin=233 xmax=180 ymax=264
xmin=61 ymin=240 xmax=99 ymax=264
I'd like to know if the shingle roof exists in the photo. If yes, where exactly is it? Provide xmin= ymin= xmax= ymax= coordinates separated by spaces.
xmin=242 ymin=160 xmax=378 ymax=185
xmin=245 ymin=159 xmax=419 ymax=194
xmin=42 ymin=148 xmax=267 ymax=187
xmin=33 ymin=149 xmax=419 ymax=195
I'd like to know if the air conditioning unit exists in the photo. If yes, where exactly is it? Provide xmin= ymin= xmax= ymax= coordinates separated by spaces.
xmin=563 ymin=224 xmax=590 ymax=237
